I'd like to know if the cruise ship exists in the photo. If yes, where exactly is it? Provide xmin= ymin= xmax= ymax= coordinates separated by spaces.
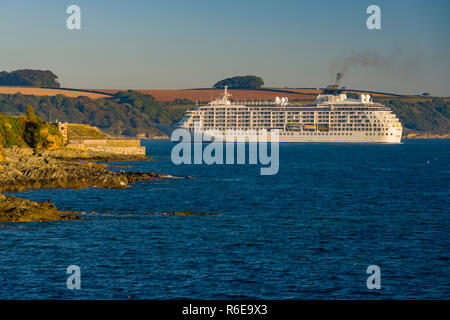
xmin=178 ymin=85 xmax=403 ymax=143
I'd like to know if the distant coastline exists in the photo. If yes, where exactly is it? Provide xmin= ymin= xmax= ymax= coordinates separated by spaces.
xmin=0 ymin=84 xmax=448 ymax=141
xmin=403 ymin=133 xmax=450 ymax=139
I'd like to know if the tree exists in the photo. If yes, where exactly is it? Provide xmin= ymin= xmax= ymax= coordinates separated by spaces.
xmin=0 ymin=133 xmax=4 ymax=161
xmin=213 ymin=75 xmax=264 ymax=89
xmin=0 ymin=69 xmax=60 ymax=87
xmin=26 ymin=105 xmax=38 ymax=122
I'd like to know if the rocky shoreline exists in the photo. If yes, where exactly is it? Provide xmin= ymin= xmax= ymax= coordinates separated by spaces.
xmin=0 ymin=195 xmax=81 ymax=222
xmin=0 ymin=147 xmax=164 ymax=222
xmin=403 ymin=133 xmax=450 ymax=139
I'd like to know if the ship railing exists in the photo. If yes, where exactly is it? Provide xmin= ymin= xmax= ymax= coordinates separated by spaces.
xmin=228 ymin=101 xmax=305 ymax=106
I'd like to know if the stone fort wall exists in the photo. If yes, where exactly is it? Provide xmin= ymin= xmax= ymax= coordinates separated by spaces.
xmin=58 ymin=122 xmax=146 ymax=155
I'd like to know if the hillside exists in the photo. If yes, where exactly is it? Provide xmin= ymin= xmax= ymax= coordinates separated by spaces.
xmin=0 ymin=86 xmax=407 ymax=102
xmin=0 ymin=88 xmax=448 ymax=138
xmin=374 ymin=96 xmax=450 ymax=135
xmin=0 ymin=90 xmax=187 ymax=137
xmin=92 ymin=88 xmax=317 ymax=102
xmin=0 ymin=106 xmax=63 ymax=151
xmin=0 ymin=86 xmax=111 ymax=99
xmin=94 ymin=87 xmax=407 ymax=102
xmin=0 ymin=86 xmax=312 ymax=102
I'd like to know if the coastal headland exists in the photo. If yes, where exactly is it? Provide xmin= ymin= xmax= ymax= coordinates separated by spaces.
xmin=0 ymin=147 xmax=163 ymax=222
xmin=0 ymin=108 xmax=170 ymax=222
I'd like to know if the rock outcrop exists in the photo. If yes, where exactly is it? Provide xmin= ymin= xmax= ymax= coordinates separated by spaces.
xmin=0 ymin=148 xmax=164 ymax=222
xmin=404 ymin=133 xmax=450 ymax=139
xmin=0 ymin=148 xmax=161 ymax=193
xmin=160 ymin=212 xmax=221 ymax=216
xmin=0 ymin=196 xmax=80 ymax=222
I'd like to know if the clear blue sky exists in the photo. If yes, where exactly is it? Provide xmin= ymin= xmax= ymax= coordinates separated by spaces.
xmin=1 ymin=0 xmax=449 ymax=95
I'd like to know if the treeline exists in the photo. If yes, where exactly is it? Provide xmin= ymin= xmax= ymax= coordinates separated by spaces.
xmin=378 ymin=97 xmax=449 ymax=134
xmin=0 ymin=69 xmax=60 ymax=87
xmin=0 ymin=91 xmax=191 ymax=137
xmin=213 ymin=75 xmax=264 ymax=89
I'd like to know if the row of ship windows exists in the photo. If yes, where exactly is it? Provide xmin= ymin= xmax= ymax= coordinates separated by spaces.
xmin=202 ymin=117 xmax=381 ymax=121
xmin=198 ymin=116 xmax=396 ymax=121
xmin=198 ymin=115 xmax=396 ymax=119
xmin=190 ymin=131 xmax=393 ymax=136
xmin=200 ymin=120 xmax=396 ymax=125
xmin=197 ymin=109 xmax=394 ymax=113
xmin=192 ymin=126 xmax=388 ymax=132
xmin=200 ymin=123 xmax=387 ymax=128
xmin=278 ymin=132 xmax=394 ymax=136
xmin=198 ymin=113 xmax=395 ymax=116
xmin=200 ymin=108 xmax=391 ymax=112
xmin=204 ymin=120 xmax=383 ymax=125
xmin=199 ymin=122 xmax=397 ymax=126
xmin=199 ymin=115 xmax=395 ymax=121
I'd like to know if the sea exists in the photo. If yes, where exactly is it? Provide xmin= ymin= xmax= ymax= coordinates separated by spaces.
xmin=0 ymin=140 xmax=449 ymax=299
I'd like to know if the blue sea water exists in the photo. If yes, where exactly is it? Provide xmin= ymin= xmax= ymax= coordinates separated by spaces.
xmin=0 ymin=140 xmax=449 ymax=299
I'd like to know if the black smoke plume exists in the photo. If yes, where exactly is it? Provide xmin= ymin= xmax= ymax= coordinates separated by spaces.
xmin=335 ymin=72 xmax=343 ymax=84
xmin=333 ymin=50 xmax=389 ymax=84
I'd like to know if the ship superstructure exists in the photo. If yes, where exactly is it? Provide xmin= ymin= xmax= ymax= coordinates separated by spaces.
xmin=178 ymin=85 xmax=403 ymax=143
